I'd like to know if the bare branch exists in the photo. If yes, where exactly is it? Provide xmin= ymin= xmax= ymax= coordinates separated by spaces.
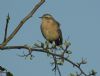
xmin=0 ymin=0 xmax=45 ymax=48
xmin=3 ymin=13 xmax=10 ymax=43
xmin=52 ymin=55 xmax=61 ymax=76
xmin=0 ymin=43 xmax=95 ymax=76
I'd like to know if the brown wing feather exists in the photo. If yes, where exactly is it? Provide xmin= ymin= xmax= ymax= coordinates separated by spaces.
xmin=55 ymin=21 xmax=63 ymax=45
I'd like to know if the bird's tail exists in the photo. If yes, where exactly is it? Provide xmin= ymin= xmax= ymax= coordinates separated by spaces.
xmin=55 ymin=38 xmax=62 ymax=46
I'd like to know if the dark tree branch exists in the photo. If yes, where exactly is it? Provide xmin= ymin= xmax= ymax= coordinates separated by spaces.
xmin=3 ymin=13 xmax=10 ymax=43
xmin=0 ymin=0 xmax=45 ymax=48
xmin=52 ymin=54 xmax=61 ymax=76
xmin=0 ymin=43 xmax=96 ymax=76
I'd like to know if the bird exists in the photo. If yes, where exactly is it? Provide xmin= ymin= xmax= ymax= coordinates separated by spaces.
xmin=39 ymin=14 xmax=63 ymax=46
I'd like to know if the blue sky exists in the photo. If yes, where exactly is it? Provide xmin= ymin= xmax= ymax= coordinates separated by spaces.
xmin=0 ymin=0 xmax=100 ymax=76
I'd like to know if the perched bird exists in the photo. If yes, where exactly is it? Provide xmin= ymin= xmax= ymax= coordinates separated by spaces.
xmin=40 ymin=14 xmax=63 ymax=46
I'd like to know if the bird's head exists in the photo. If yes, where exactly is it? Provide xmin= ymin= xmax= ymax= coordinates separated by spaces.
xmin=39 ymin=14 xmax=55 ymax=22
xmin=39 ymin=14 xmax=53 ymax=19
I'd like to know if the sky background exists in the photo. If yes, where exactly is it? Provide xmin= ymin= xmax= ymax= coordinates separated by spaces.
xmin=0 ymin=0 xmax=100 ymax=76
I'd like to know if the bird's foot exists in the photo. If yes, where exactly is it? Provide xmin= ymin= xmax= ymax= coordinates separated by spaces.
xmin=45 ymin=41 xmax=49 ymax=49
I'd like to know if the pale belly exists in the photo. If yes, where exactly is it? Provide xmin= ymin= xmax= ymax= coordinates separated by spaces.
xmin=42 ymin=25 xmax=59 ymax=41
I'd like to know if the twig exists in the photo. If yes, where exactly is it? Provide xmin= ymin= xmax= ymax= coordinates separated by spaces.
xmin=3 ymin=13 xmax=10 ymax=43
xmin=0 ymin=45 xmax=92 ymax=76
xmin=0 ymin=0 xmax=45 ymax=48
xmin=52 ymin=55 xmax=61 ymax=76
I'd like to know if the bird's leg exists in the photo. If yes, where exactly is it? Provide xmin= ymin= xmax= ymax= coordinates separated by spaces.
xmin=52 ymin=42 xmax=56 ymax=49
xmin=45 ymin=41 xmax=49 ymax=50
xmin=45 ymin=41 xmax=51 ymax=56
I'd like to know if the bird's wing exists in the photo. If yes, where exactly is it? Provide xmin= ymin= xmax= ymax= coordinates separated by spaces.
xmin=55 ymin=28 xmax=63 ymax=45
xmin=58 ymin=28 xmax=63 ymax=44
xmin=55 ymin=20 xmax=63 ymax=45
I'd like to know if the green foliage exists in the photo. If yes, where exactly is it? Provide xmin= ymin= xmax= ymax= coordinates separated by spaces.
xmin=0 ymin=66 xmax=13 ymax=76
xmin=7 ymin=72 xmax=13 ymax=76
xmin=89 ymin=69 xmax=97 ymax=76
xmin=0 ymin=66 xmax=5 ymax=71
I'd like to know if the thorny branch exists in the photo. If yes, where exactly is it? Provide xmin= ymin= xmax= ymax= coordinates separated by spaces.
xmin=52 ymin=54 xmax=61 ymax=76
xmin=0 ymin=41 xmax=97 ymax=76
